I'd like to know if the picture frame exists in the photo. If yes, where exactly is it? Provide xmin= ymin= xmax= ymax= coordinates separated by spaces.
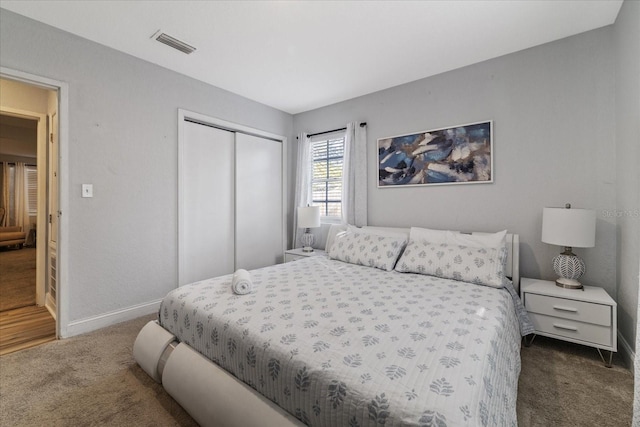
xmin=378 ymin=120 xmax=493 ymax=187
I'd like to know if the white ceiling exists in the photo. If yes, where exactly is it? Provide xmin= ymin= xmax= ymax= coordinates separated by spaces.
xmin=1 ymin=1 xmax=623 ymax=114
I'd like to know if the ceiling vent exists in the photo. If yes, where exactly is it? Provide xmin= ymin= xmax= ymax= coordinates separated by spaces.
xmin=152 ymin=30 xmax=196 ymax=54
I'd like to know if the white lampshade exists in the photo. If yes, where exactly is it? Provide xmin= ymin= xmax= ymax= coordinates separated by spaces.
xmin=297 ymin=206 xmax=321 ymax=229
xmin=542 ymin=206 xmax=596 ymax=248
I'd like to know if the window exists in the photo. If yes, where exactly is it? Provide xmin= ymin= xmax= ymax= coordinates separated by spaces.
xmin=311 ymin=134 xmax=344 ymax=219
xmin=26 ymin=166 xmax=38 ymax=216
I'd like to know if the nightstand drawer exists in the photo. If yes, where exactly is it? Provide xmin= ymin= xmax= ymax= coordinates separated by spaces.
xmin=528 ymin=313 xmax=613 ymax=347
xmin=525 ymin=293 xmax=611 ymax=326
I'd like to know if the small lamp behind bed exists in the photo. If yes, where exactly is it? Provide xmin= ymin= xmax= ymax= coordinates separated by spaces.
xmin=541 ymin=203 xmax=596 ymax=289
xmin=297 ymin=206 xmax=321 ymax=252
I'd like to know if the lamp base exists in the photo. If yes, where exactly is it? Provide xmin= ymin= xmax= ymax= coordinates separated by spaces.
xmin=552 ymin=251 xmax=586 ymax=290
xmin=300 ymin=228 xmax=315 ymax=252
xmin=555 ymin=277 xmax=583 ymax=290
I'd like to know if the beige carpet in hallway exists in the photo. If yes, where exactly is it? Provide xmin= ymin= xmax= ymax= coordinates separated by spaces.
xmin=0 ymin=315 xmax=633 ymax=427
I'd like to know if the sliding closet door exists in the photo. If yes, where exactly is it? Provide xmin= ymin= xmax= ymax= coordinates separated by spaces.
xmin=235 ymin=133 xmax=283 ymax=270
xmin=180 ymin=121 xmax=235 ymax=285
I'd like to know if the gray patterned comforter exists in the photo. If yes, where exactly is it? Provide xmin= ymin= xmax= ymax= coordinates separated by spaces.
xmin=159 ymin=256 xmax=523 ymax=426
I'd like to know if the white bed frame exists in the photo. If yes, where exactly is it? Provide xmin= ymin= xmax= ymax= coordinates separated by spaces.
xmin=133 ymin=230 xmax=520 ymax=427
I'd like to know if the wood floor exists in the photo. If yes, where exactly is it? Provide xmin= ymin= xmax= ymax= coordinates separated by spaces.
xmin=0 ymin=246 xmax=56 ymax=355
xmin=0 ymin=305 xmax=56 ymax=355
xmin=0 ymin=247 xmax=37 ymax=311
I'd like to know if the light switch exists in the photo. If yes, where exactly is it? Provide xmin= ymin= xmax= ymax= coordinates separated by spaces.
xmin=82 ymin=184 xmax=93 ymax=198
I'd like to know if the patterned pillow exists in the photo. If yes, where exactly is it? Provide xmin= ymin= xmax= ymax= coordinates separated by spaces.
xmin=395 ymin=241 xmax=507 ymax=288
xmin=328 ymin=230 xmax=407 ymax=271
xmin=325 ymin=224 xmax=348 ymax=252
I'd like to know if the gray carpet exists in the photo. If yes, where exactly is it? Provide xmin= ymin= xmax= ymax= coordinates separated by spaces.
xmin=0 ymin=315 xmax=633 ymax=426
xmin=518 ymin=336 xmax=633 ymax=426
xmin=0 ymin=247 xmax=36 ymax=311
xmin=0 ymin=314 xmax=197 ymax=427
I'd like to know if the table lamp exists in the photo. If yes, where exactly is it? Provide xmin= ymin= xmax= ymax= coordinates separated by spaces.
xmin=541 ymin=203 xmax=596 ymax=289
xmin=297 ymin=206 xmax=321 ymax=252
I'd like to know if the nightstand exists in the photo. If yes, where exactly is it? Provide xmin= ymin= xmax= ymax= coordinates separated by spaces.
xmin=521 ymin=277 xmax=617 ymax=367
xmin=284 ymin=248 xmax=326 ymax=263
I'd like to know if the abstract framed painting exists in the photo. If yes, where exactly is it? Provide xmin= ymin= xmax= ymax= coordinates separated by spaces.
xmin=378 ymin=120 xmax=493 ymax=187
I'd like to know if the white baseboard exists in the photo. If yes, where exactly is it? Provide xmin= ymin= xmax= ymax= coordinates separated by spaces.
xmin=64 ymin=299 xmax=162 ymax=338
xmin=617 ymin=331 xmax=635 ymax=374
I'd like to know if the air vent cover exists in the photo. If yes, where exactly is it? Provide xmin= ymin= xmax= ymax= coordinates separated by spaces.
xmin=153 ymin=31 xmax=196 ymax=54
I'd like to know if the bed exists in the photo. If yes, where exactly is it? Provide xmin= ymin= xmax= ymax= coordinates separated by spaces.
xmin=134 ymin=226 xmax=532 ymax=427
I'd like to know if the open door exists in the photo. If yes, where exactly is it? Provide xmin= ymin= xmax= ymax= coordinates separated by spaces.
xmin=45 ymin=111 xmax=58 ymax=316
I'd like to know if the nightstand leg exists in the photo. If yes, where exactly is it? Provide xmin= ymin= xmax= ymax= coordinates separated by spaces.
xmin=596 ymin=348 xmax=613 ymax=368
xmin=523 ymin=334 xmax=536 ymax=347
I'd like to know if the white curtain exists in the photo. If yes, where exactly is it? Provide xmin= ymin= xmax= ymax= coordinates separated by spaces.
xmin=292 ymin=132 xmax=312 ymax=248
xmin=342 ymin=122 xmax=368 ymax=227
xmin=634 ymin=259 xmax=640 ymax=426
xmin=1 ymin=163 xmax=9 ymax=226
xmin=14 ymin=162 xmax=29 ymax=231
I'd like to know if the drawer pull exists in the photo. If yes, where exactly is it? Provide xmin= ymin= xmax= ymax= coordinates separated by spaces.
xmin=553 ymin=323 xmax=578 ymax=332
xmin=553 ymin=305 xmax=578 ymax=313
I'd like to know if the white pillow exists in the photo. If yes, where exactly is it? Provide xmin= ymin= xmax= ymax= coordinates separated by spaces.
xmin=329 ymin=228 xmax=407 ymax=271
xmin=395 ymin=241 xmax=507 ymax=288
xmin=325 ymin=224 xmax=348 ymax=252
xmin=409 ymin=227 xmax=457 ymax=244
xmin=325 ymin=224 xmax=407 ymax=253
xmin=446 ymin=229 xmax=507 ymax=249
xmin=350 ymin=225 xmax=409 ymax=239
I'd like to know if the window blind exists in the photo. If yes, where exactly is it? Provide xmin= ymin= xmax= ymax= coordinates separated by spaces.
xmin=26 ymin=166 xmax=37 ymax=216
xmin=311 ymin=136 xmax=344 ymax=218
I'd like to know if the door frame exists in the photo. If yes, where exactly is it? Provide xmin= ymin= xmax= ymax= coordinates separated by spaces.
xmin=177 ymin=109 xmax=288 ymax=287
xmin=1 ymin=66 xmax=69 ymax=338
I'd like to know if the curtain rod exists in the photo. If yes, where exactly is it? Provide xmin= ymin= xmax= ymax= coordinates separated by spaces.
xmin=297 ymin=122 xmax=367 ymax=139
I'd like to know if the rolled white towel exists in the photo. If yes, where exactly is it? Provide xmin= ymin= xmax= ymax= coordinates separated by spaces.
xmin=232 ymin=269 xmax=253 ymax=295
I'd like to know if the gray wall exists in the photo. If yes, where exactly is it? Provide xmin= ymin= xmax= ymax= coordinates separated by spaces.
xmin=293 ymin=27 xmax=621 ymax=326
xmin=0 ymin=10 xmax=293 ymax=325
xmin=614 ymin=0 xmax=640 ymax=356
xmin=2 ymin=5 xmax=636 ymax=354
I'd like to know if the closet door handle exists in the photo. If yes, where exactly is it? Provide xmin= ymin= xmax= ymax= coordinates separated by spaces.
xmin=553 ymin=305 xmax=578 ymax=313
xmin=553 ymin=323 xmax=578 ymax=332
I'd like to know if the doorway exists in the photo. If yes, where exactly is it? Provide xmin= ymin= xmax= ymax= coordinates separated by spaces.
xmin=0 ymin=77 xmax=58 ymax=354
